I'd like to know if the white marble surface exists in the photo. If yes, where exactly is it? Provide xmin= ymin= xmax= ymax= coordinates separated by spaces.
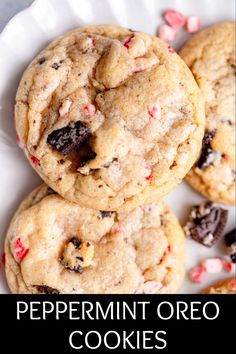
xmin=0 ymin=0 xmax=33 ymax=32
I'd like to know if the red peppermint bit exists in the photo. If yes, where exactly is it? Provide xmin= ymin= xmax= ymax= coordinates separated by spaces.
xmin=167 ymin=45 xmax=175 ymax=53
xmin=189 ymin=265 xmax=206 ymax=283
xmin=158 ymin=25 xmax=177 ymax=42
xmin=148 ymin=102 xmax=161 ymax=120
xmin=146 ymin=173 xmax=154 ymax=181
xmin=30 ymin=155 xmax=40 ymax=165
xmin=164 ymin=10 xmax=186 ymax=29
xmin=83 ymin=104 xmax=96 ymax=117
xmin=123 ymin=35 xmax=135 ymax=49
xmin=92 ymin=39 xmax=96 ymax=46
xmin=15 ymin=238 xmax=29 ymax=261
xmin=16 ymin=134 xmax=20 ymax=144
xmin=186 ymin=16 xmax=201 ymax=33
xmin=222 ymin=153 xmax=229 ymax=160
xmin=222 ymin=260 xmax=235 ymax=273
xmin=167 ymin=245 xmax=171 ymax=252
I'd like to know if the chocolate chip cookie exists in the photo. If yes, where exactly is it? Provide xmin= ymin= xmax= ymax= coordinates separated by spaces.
xmin=179 ymin=22 xmax=236 ymax=205
xmin=5 ymin=185 xmax=185 ymax=294
xmin=202 ymin=277 xmax=236 ymax=294
xmin=15 ymin=25 xmax=205 ymax=210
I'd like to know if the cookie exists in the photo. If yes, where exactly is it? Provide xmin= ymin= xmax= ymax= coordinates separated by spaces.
xmin=179 ymin=22 xmax=236 ymax=205
xmin=15 ymin=24 xmax=205 ymax=211
xmin=202 ymin=277 xmax=236 ymax=294
xmin=5 ymin=185 xmax=185 ymax=294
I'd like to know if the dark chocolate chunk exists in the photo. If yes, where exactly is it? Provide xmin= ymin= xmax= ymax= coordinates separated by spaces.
xmin=51 ymin=62 xmax=60 ymax=70
xmin=100 ymin=211 xmax=114 ymax=218
xmin=197 ymin=130 xmax=219 ymax=169
xmin=184 ymin=201 xmax=228 ymax=247
xmin=35 ymin=285 xmax=60 ymax=294
xmin=225 ymin=229 xmax=236 ymax=246
xmin=38 ymin=57 xmax=46 ymax=65
xmin=47 ymin=121 xmax=92 ymax=155
xmin=70 ymin=237 xmax=82 ymax=249
xmin=76 ymin=143 xmax=96 ymax=168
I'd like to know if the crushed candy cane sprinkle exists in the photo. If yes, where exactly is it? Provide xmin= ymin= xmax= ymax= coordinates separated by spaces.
xmin=158 ymin=8 xmax=201 ymax=43
xmin=15 ymin=238 xmax=29 ymax=262
xmin=189 ymin=258 xmax=235 ymax=283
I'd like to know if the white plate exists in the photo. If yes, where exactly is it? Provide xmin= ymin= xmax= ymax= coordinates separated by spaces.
xmin=0 ymin=0 xmax=235 ymax=294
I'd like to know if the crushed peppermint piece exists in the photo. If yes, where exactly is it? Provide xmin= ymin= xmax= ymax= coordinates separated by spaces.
xmin=30 ymin=155 xmax=40 ymax=165
xmin=201 ymin=258 xmax=223 ymax=274
xmin=189 ymin=265 xmax=206 ymax=283
xmin=59 ymin=98 xmax=72 ymax=117
xmin=164 ymin=10 xmax=186 ymax=29
xmin=123 ymin=35 xmax=135 ymax=49
xmin=167 ymin=45 xmax=175 ymax=53
xmin=15 ymin=238 xmax=29 ymax=261
xmin=186 ymin=16 xmax=201 ymax=33
xmin=16 ymin=134 xmax=24 ymax=148
xmin=83 ymin=104 xmax=96 ymax=116
xmin=148 ymin=102 xmax=161 ymax=119
xmin=222 ymin=260 xmax=235 ymax=273
xmin=184 ymin=201 xmax=228 ymax=247
xmin=158 ymin=25 xmax=177 ymax=42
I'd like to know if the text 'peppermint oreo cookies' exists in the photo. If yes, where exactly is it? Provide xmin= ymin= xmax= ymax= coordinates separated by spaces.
xmin=184 ymin=201 xmax=228 ymax=247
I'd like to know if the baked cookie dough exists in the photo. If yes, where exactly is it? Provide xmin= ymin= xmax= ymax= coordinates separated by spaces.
xmin=15 ymin=25 xmax=204 ymax=211
xmin=202 ymin=277 xmax=236 ymax=294
xmin=5 ymin=185 xmax=185 ymax=294
xmin=179 ymin=22 xmax=236 ymax=205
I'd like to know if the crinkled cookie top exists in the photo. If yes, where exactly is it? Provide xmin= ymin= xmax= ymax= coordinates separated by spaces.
xmin=15 ymin=25 xmax=204 ymax=210
xmin=5 ymin=185 xmax=185 ymax=294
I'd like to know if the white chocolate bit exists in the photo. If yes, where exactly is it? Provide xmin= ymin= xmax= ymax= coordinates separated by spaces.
xmin=59 ymin=98 xmax=72 ymax=117
xmin=143 ymin=281 xmax=162 ymax=294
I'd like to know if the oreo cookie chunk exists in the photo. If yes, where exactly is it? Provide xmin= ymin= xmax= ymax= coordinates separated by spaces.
xmin=225 ymin=229 xmax=236 ymax=263
xmin=197 ymin=130 xmax=220 ymax=169
xmin=47 ymin=121 xmax=96 ymax=168
xmin=60 ymin=237 xmax=94 ymax=273
xmin=184 ymin=201 xmax=228 ymax=247
xmin=35 ymin=285 xmax=60 ymax=294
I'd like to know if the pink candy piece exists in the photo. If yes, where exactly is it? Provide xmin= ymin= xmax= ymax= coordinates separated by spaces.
xmin=148 ymin=102 xmax=161 ymax=120
xmin=59 ymin=98 xmax=72 ymax=117
xmin=164 ymin=10 xmax=186 ymax=29
xmin=30 ymin=155 xmax=40 ymax=165
xmin=15 ymin=238 xmax=29 ymax=261
xmin=167 ymin=45 xmax=175 ymax=53
xmin=201 ymin=258 xmax=223 ymax=274
xmin=83 ymin=104 xmax=96 ymax=117
xmin=186 ymin=16 xmax=201 ymax=33
xmin=189 ymin=265 xmax=206 ymax=283
xmin=222 ymin=260 xmax=235 ymax=273
xmin=123 ymin=35 xmax=135 ymax=49
xmin=158 ymin=25 xmax=177 ymax=42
